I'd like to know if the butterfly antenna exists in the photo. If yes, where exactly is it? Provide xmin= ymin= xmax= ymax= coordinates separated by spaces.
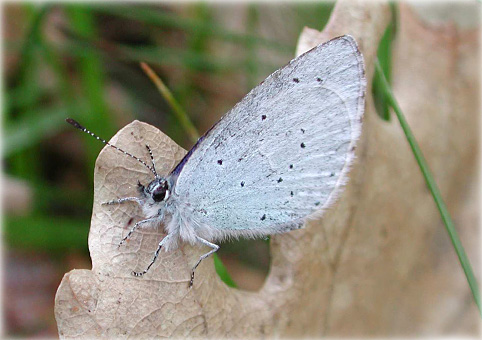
xmin=66 ymin=118 xmax=157 ymax=176
xmin=145 ymin=144 xmax=159 ymax=177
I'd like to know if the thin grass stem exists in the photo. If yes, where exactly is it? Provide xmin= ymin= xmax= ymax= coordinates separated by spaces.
xmin=140 ymin=62 xmax=200 ymax=143
xmin=374 ymin=59 xmax=481 ymax=316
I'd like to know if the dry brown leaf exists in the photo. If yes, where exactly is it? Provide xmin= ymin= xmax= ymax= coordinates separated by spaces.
xmin=55 ymin=1 xmax=479 ymax=337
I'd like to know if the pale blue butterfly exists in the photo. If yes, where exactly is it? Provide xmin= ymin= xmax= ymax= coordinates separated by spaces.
xmin=67 ymin=35 xmax=366 ymax=287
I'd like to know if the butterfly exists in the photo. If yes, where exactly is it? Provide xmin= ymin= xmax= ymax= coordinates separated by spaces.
xmin=67 ymin=34 xmax=365 ymax=287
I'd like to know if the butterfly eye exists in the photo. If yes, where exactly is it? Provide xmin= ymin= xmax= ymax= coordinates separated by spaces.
xmin=152 ymin=190 xmax=166 ymax=202
xmin=151 ymin=181 xmax=169 ymax=202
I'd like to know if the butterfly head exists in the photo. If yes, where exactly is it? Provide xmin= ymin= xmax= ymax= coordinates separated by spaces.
xmin=144 ymin=177 xmax=170 ymax=203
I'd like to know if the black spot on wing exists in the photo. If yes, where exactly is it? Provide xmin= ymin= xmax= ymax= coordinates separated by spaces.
xmin=293 ymin=78 xmax=299 ymax=83
xmin=217 ymin=159 xmax=223 ymax=165
xmin=301 ymin=142 xmax=306 ymax=148
xmin=261 ymin=114 xmax=267 ymax=120
xmin=261 ymin=214 xmax=266 ymax=221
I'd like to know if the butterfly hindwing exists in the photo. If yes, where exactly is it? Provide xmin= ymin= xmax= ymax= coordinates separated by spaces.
xmin=169 ymin=35 xmax=365 ymax=239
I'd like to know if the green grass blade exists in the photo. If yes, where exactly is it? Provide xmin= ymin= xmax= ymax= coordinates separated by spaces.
xmin=213 ymin=254 xmax=237 ymax=288
xmin=4 ymin=105 xmax=79 ymax=156
xmin=372 ymin=3 xmax=397 ymax=121
xmin=374 ymin=60 xmax=481 ymax=315
xmin=6 ymin=5 xmax=49 ymax=181
xmin=15 ymin=4 xmax=49 ymax=87
xmin=66 ymin=5 xmax=116 ymax=178
xmin=372 ymin=22 xmax=393 ymax=121
xmin=5 ymin=82 xmax=43 ymax=112
xmin=5 ymin=215 xmax=89 ymax=253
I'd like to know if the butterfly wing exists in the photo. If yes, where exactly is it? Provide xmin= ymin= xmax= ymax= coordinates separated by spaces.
xmin=169 ymin=35 xmax=365 ymax=239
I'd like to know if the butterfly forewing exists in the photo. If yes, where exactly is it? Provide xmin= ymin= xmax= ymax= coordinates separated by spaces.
xmin=171 ymin=35 xmax=365 ymax=237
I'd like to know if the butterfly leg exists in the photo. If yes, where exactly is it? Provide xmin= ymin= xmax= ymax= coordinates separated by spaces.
xmin=190 ymin=236 xmax=220 ymax=288
xmin=118 ymin=215 xmax=161 ymax=247
xmin=102 ymin=197 xmax=142 ymax=206
xmin=132 ymin=233 xmax=172 ymax=277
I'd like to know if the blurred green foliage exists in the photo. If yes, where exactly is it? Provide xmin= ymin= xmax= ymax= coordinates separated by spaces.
xmin=4 ymin=3 xmax=335 ymax=279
